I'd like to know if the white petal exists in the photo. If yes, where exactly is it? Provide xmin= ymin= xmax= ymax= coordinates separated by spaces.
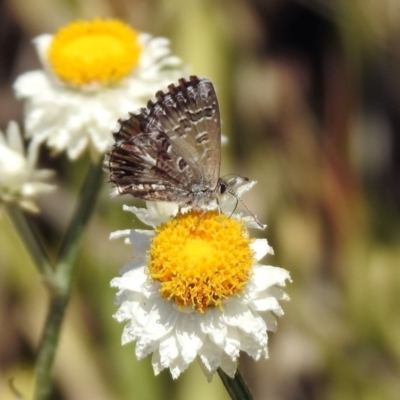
xmin=200 ymin=308 xmax=227 ymax=347
xmin=221 ymin=327 xmax=241 ymax=358
xmin=238 ymin=329 xmax=268 ymax=360
xmin=151 ymin=349 xmax=163 ymax=375
xmin=219 ymin=353 xmax=238 ymax=378
xmin=250 ymin=294 xmax=283 ymax=311
xmin=223 ymin=301 xmax=265 ymax=337
xmin=158 ymin=332 xmax=179 ymax=368
xmin=123 ymin=204 xmax=170 ymax=227
xmin=21 ymin=181 xmax=54 ymax=196
xmin=198 ymin=338 xmax=223 ymax=374
xmin=175 ymin=313 xmax=205 ymax=364
xmin=249 ymin=264 xmax=291 ymax=292
xmin=141 ymin=298 xmax=179 ymax=341
xmin=266 ymin=286 xmax=291 ymax=301
xmin=109 ymin=229 xmax=131 ymax=240
xmin=114 ymin=296 xmax=141 ymax=324
xmin=121 ymin=320 xmax=139 ymax=343
xmin=0 ymin=121 xmax=55 ymax=211
xmin=0 ymin=145 xmax=26 ymax=173
xmin=135 ymin=335 xmax=160 ymax=359
xmin=152 ymin=349 xmax=188 ymax=379
xmin=235 ymin=180 xmax=257 ymax=198
xmin=33 ymin=34 xmax=53 ymax=69
xmin=129 ymin=229 xmax=152 ymax=256
xmin=169 ymin=357 xmax=189 ymax=379
xmin=14 ymin=71 xmax=51 ymax=100
xmin=145 ymin=201 xmax=179 ymax=221
xmin=111 ymin=267 xmax=147 ymax=292
xmin=259 ymin=312 xmax=278 ymax=332
xmin=250 ymin=239 xmax=273 ymax=261
xmin=6 ymin=121 xmax=24 ymax=152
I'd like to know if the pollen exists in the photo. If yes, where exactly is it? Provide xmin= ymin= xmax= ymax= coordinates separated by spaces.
xmin=148 ymin=210 xmax=255 ymax=312
xmin=48 ymin=19 xmax=141 ymax=86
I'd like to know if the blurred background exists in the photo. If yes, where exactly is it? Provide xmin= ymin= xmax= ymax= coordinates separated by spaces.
xmin=1 ymin=0 xmax=400 ymax=399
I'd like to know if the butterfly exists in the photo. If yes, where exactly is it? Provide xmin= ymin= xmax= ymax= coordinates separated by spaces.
xmin=105 ymin=75 xmax=243 ymax=209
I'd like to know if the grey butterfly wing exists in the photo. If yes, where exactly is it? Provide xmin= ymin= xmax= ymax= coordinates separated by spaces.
xmin=144 ymin=76 xmax=221 ymax=191
xmin=107 ymin=128 xmax=204 ymax=203
xmin=106 ymin=76 xmax=222 ymax=205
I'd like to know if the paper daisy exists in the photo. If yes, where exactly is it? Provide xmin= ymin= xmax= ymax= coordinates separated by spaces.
xmin=0 ymin=121 xmax=55 ymax=213
xmin=14 ymin=19 xmax=185 ymax=160
xmin=110 ymin=181 xmax=291 ymax=380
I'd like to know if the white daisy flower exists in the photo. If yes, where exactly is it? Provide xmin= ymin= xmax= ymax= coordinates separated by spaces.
xmin=0 ymin=121 xmax=55 ymax=213
xmin=14 ymin=19 xmax=186 ymax=160
xmin=110 ymin=181 xmax=291 ymax=380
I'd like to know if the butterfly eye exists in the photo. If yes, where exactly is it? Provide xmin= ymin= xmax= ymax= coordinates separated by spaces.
xmin=219 ymin=182 xmax=227 ymax=194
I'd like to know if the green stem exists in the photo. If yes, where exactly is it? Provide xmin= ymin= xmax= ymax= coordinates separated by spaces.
xmin=217 ymin=368 xmax=254 ymax=400
xmin=33 ymin=160 xmax=104 ymax=400
xmin=7 ymin=205 xmax=53 ymax=279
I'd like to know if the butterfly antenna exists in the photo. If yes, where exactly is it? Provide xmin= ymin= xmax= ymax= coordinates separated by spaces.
xmin=227 ymin=189 xmax=265 ymax=229
xmin=226 ymin=192 xmax=239 ymax=220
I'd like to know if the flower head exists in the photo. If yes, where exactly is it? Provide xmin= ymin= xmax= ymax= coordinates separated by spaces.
xmin=111 ymin=182 xmax=290 ymax=380
xmin=0 ymin=121 xmax=55 ymax=213
xmin=14 ymin=19 xmax=186 ymax=160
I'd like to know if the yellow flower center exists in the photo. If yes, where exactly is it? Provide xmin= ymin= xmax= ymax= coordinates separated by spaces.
xmin=48 ymin=19 xmax=141 ymax=86
xmin=148 ymin=210 xmax=254 ymax=312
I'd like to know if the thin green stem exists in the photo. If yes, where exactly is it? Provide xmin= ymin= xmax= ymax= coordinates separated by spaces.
xmin=217 ymin=368 xmax=254 ymax=400
xmin=7 ymin=205 xmax=53 ymax=279
xmin=33 ymin=160 xmax=104 ymax=400
xmin=56 ymin=161 xmax=104 ymax=279
xmin=33 ymin=293 xmax=68 ymax=400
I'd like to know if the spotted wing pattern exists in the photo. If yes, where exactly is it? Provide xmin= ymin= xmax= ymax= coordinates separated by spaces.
xmin=105 ymin=76 xmax=223 ymax=207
